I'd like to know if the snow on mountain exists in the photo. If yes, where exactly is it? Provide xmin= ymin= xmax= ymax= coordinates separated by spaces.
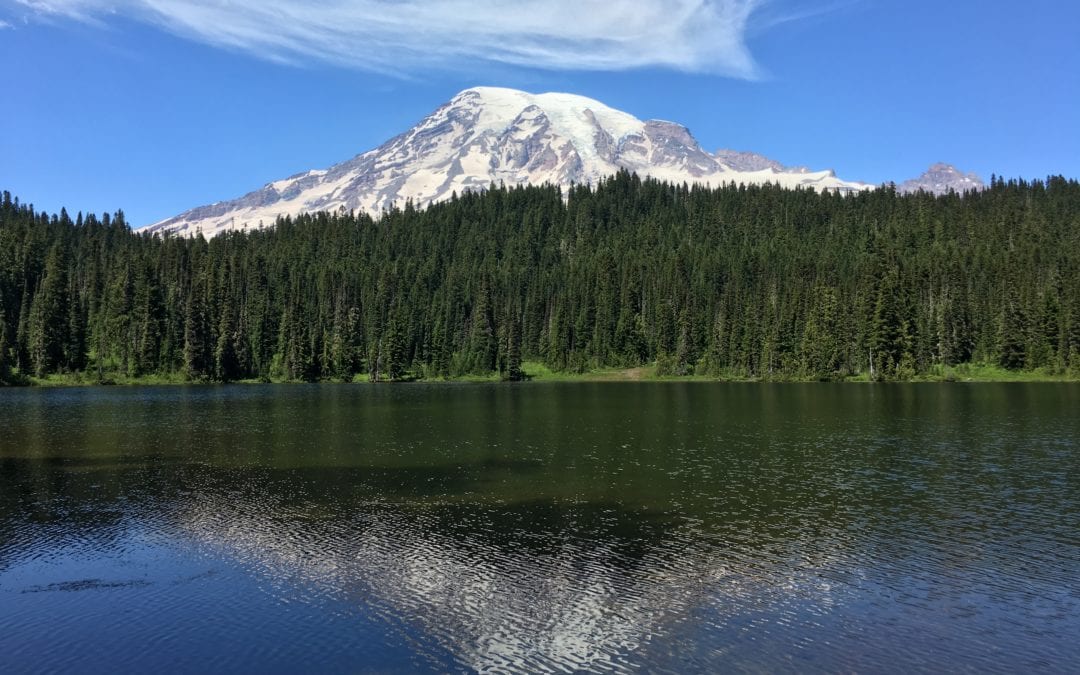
xmin=143 ymin=87 xmax=874 ymax=237
xmin=897 ymin=162 xmax=986 ymax=195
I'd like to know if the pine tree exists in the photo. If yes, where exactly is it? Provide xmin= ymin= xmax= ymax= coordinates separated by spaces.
xmin=506 ymin=314 xmax=524 ymax=381
xmin=183 ymin=288 xmax=210 ymax=381
xmin=65 ymin=283 xmax=87 ymax=372
xmin=997 ymin=293 xmax=1027 ymax=370
xmin=871 ymin=269 xmax=905 ymax=379
xmin=383 ymin=313 xmax=409 ymax=381
xmin=0 ymin=303 xmax=11 ymax=384
xmin=431 ymin=315 xmax=450 ymax=378
xmin=1066 ymin=288 xmax=1080 ymax=374
xmin=214 ymin=308 xmax=240 ymax=381
xmin=801 ymin=285 xmax=841 ymax=378
xmin=27 ymin=245 xmax=69 ymax=377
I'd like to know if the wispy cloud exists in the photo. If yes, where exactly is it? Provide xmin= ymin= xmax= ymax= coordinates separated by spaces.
xmin=747 ymin=0 xmax=861 ymax=35
xmin=0 ymin=18 xmax=12 ymax=29
xmin=10 ymin=0 xmax=770 ymax=78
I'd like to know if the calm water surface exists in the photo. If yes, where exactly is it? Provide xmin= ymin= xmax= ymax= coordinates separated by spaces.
xmin=1 ymin=383 xmax=1078 ymax=673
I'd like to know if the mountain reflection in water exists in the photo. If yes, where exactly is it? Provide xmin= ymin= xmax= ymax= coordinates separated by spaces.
xmin=1 ymin=383 xmax=1078 ymax=673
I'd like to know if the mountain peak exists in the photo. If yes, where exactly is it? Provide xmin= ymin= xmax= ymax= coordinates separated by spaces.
xmin=449 ymin=87 xmax=646 ymax=144
xmin=898 ymin=163 xmax=985 ymax=195
xmin=144 ymin=88 xmax=873 ymax=237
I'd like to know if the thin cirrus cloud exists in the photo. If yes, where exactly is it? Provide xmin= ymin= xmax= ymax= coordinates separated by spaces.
xmin=10 ymin=0 xmax=769 ymax=78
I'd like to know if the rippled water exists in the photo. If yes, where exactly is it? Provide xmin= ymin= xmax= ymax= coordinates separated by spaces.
xmin=1 ymin=384 xmax=1078 ymax=673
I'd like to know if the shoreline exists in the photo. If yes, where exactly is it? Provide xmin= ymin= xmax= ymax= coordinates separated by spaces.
xmin=9 ymin=361 xmax=1079 ymax=387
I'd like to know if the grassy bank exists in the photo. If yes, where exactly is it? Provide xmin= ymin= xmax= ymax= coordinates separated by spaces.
xmin=521 ymin=361 xmax=1078 ymax=383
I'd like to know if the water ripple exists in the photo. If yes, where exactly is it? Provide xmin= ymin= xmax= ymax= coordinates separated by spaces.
xmin=1 ymin=383 xmax=1078 ymax=673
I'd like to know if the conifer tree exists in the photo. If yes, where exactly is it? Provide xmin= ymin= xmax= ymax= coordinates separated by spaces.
xmin=27 ymin=245 xmax=68 ymax=377
xmin=183 ymin=286 xmax=210 ymax=381
xmin=506 ymin=313 xmax=524 ymax=381
xmin=0 ymin=303 xmax=11 ymax=384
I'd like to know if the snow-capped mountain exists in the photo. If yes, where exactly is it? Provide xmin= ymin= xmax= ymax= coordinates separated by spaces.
xmin=143 ymin=87 xmax=872 ymax=237
xmin=897 ymin=162 xmax=985 ymax=195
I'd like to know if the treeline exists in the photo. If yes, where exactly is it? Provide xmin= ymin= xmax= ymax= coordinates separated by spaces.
xmin=2 ymin=172 xmax=1079 ymax=385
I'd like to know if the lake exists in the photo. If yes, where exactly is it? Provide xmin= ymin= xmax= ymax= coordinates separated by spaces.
xmin=1 ymin=383 xmax=1078 ymax=673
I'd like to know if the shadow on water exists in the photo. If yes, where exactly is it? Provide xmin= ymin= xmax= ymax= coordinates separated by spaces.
xmin=21 ymin=579 xmax=153 ymax=594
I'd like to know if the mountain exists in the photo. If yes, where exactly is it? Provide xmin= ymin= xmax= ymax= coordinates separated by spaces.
xmin=713 ymin=149 xmax=809 ymax=174
xmin=143 ymin=87 xmax=871 ymax=237
xmin=897 ymin=162 xmax=985 ymax=195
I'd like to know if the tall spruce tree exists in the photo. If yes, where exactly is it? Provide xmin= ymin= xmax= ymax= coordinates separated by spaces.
xmin=27 ymin=245 xmax=69 ymax=377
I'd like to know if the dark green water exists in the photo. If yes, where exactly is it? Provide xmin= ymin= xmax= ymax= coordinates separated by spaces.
xmin=1 ymin=383 xmax=1078 ymax=673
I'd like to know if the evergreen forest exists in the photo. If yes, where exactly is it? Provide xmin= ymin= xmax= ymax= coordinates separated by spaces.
xmin=1 ymin=172 xmax=1079 ymax=385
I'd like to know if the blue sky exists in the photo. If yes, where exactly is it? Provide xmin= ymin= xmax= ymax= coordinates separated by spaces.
xmin=1 ymin=0 xmax=1078 ymax=226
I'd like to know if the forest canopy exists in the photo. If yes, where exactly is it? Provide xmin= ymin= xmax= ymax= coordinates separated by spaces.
xmin=1 ymin=172 xmax=1079 ymax=385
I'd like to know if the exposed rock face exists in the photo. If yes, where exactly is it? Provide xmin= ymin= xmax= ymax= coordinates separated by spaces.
xmin=143 ymin=87 xmax=875 ymax=237
xmin=714 ymin=149 xmax=809 ymax=174
xmin=898 ymin=162 xmax=985 ymax=195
